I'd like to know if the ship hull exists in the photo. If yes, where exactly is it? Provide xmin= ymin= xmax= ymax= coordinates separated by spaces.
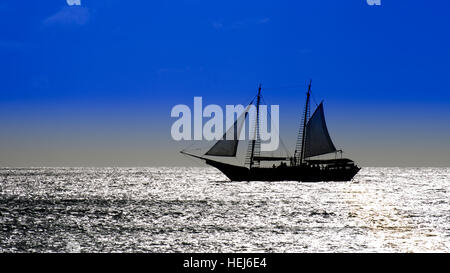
xmin=205 ymin=159 xmax=360 ymax=182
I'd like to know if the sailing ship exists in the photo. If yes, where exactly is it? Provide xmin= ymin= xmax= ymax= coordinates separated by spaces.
xmin=181 ymin=81 xmax=360 ymax=181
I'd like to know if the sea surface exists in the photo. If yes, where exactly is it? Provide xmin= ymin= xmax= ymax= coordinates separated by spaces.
xmin=0 ymin=167 xmax=449 ymax=252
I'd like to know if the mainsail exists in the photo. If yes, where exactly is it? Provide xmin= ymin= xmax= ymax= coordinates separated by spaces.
xmin=205 ymin=104 xmax=251 ymax=157
xmin=304 ymin=102 xmax=337 ymax=158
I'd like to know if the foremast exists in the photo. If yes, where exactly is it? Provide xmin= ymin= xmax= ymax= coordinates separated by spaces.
xmin=246 ymin=84 xmax=262 ymax=169
xmin=295 ymin=80 xmax=311 ymax=166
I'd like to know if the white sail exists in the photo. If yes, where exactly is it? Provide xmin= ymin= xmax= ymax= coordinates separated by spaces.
xmin=304 ymin=102 xmax=337 ymax=158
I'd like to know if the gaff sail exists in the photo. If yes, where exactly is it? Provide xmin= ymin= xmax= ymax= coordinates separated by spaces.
xmin=304 ymin=102 xmax=337 ymax=158
xmin=205 ymin=104 xmax=252 ymax=157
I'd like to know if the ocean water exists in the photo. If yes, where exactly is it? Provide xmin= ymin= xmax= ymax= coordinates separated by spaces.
xmin=0 ymin=167 xmax=449 ymax=253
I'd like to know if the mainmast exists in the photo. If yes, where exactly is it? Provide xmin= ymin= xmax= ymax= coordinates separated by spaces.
xmin=248 ymin=84 xmax=262 ymax=169
xmin=299 ymin=80 xmax=312 ymax=166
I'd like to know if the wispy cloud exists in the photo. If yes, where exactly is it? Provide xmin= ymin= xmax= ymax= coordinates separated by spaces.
xmin=258 ymin=18 xmax=270 ymax=24
xmin=43 ymin=6 xmax=90 ymax=27
xmin=298 ymin=48 xmax=312 ymax=55
xmin=212 ymin=22 xmax=224 ymax=30
xmin=156 ymin=66 xmax=199 ymax=76
xmin=212 ymin=17 xmax=271 ymax=31
xmin=0 ymin=40 xmax=26 ymax=49
xmin=66 ymin=0 xmax=81 ymax=6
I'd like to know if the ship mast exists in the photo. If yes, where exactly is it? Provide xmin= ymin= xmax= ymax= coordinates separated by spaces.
xmin=299 ymin=80 xmax=312 ymax=166
xmin=249 ymin=84 xmax=262 ymax=169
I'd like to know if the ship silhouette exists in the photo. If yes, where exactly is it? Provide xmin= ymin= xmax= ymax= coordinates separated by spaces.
xmin=181 ymin=81 xmax=360 ymax=181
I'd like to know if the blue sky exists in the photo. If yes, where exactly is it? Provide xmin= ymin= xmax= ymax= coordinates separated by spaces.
xmin=0 ymin=0 xmax=449 ymax=166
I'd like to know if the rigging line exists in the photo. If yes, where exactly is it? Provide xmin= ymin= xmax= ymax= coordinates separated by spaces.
xmin=242 ymin=94 xmax=257 ymax=107
xmin=235 ymin=88 xmax=259 ymax=107
xmin=262 ymin=85 xmax=305 ymax=90
xmin=259 ymin=95 xmax=292 ymax=157
xmin=311 ymin=92 xmax=319 ymax=107
xmin=181 ymin=152 xmax=205 ymax=167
